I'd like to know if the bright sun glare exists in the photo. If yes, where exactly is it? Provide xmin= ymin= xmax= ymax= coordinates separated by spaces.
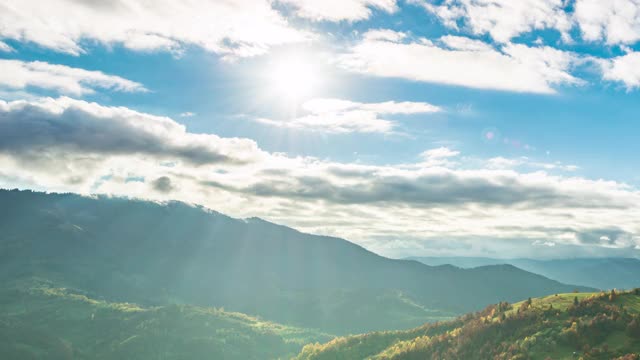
xmin=269 ymin=54 xmax=319 ymax=101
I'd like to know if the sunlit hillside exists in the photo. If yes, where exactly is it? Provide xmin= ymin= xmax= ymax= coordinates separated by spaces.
xmin=296 ymin=290 xmax=640 ymax=360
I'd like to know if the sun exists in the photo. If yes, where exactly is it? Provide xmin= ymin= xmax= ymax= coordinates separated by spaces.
xmin=268 ymin=54 xmax=319 ymax=101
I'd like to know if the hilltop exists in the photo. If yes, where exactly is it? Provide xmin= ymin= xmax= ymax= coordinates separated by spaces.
xmin=296 ymin=290 xmax=640 ymax=360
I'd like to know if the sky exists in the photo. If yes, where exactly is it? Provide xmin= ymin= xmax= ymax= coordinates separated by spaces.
xmin=1 ymin=0 xmax=640 ymax=259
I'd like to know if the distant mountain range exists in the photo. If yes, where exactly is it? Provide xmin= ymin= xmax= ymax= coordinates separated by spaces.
xmin=406 ymin=256 xmax=640 ymax=291
xmin=0 ymin=189 xmax=593 ymax=335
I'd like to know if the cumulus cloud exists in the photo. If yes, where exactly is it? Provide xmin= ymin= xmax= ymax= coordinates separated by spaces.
xmin=1 ymin=97 xmax=639 ymax=258
xmin=574 ymin=0 xmax=640 ymax=45
xmin=419 ymin=147 xmax=460 ymax=167
xmin=0 ymin=59 xmax=146 ymax=96
xmin=599 ymin=51 xmax=640 ymax=89
xmin=278 ymin=0 xmax=397 ymax=21
xmin=411 ymin=0 xmax=572 ymax=43
xmin=413 ymin=0 xmax=640 ymax=47
xmin=338 ymin=31 xmax=582 ymax=94
xmin=256 ymin=98 xmax=441 ymax=133
xmin=421 ymin=147 xmax=460 ymax=160
xmin=0 ymin=0 xmax=309 ymax=58
xmin=0 ymin=97 xmax=262 ymax=167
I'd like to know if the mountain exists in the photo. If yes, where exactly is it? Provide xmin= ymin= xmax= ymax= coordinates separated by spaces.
xmin=0 ymin=189 xmax=593 ymax=334
xmin=407 ymin=257 xmax=640 ymax=291
xmin=295 ymin=289 xmax=640 ymax=360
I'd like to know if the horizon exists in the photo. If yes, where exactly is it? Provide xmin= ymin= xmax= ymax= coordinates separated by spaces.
xmin=1 ymin=0 xmax=640 ymax=260
xmin=3 ymin=186 xmax=639 ymax=262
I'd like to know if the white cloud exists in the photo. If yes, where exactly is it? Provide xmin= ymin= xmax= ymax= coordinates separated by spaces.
xmin=418 ymin=147 xmax=460 ymax=167
xmin=574 ymin=0 xmax=640 ymax=45
xmin=1 ymin=97 xmax=639 ymax=258
xmin=180 ymin=112 xmax=196 ymax=117
xmin=440 ymin=35 xmax=494 ymax=51
xmin=599 ymin=51 xmax=640 ymax=89
xmin=0 ymin=41 xmax=13 ymax=52
xmin=0 ymin=0 xmax=309 ymax=58
xmin=0 ymin=97 xmax=262 ymax=168
xmin=338 ymin=30 xmax=582 ymax=94
xmin=487 ymin=156 xmax=579 ymax=171
xmin=421 ymin=147 xmax=460 ymax=160
xmin=0 ymin=59 xmax=146 ymax=95
xmin=363 ymin=29 xmax=407 ymax=42
xmin=257 ymin=98 xmax=441 ymax=133
xmin=411 ymin=0 xmax=572 ymax=43
xmin=414 ymin=0 xmax=640 ymax=47
xmin=278 ymin=0 xmax=397 ymax=21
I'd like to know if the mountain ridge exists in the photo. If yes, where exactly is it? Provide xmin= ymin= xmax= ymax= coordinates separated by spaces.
xmin=406 ymin=256 xmax=640 ymax=290
xmin=0 ymin=189 xmax=594 ymax=334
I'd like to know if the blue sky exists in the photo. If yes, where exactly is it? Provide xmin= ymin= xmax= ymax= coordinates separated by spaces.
xmin=1 ymin=0 xmax=640 ymax=258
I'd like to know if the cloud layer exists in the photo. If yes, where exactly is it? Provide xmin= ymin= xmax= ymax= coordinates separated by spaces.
xmin=1 ymin=97 xmax=638 ymax=258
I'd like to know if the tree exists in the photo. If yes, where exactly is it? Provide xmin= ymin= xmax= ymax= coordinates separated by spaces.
xmin=627 ymin=319 xmax=640 ymax=339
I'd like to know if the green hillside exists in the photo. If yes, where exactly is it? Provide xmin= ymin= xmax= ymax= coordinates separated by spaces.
xmin=296 ymin=290 xmax=640 ymax=360
xmin=0 ymin=278 xmax=332 ymax=360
